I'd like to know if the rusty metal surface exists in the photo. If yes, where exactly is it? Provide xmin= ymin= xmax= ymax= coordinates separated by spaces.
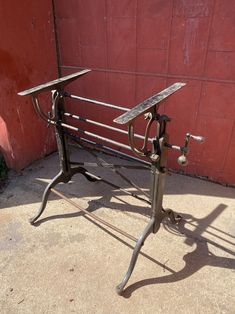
xmin=51 ymin=188 xmax=138 ymax=243
xmin=114 ymin=82 xmax=186 ymax=125
xmin=18 ymin=69 xmax=91 ymax=96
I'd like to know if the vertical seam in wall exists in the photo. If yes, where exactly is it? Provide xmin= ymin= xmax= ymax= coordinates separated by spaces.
xmin=104 ymin=0 xmax=109 ymax=102
xmin=79 ymin=1 xmax=84 ymax=68
xmin=194 ymin=0 xmax=216 ymax=125
xmin=222 ymin=119 xmax=235 ymax=173
xmin=164 ymin=0 xmax=175 ymax=114
xmin=201 ymin=0 xmax=217 ymax=77
xmin=192 ymin=0 xmax=216 ymax=174
xmin=193 ymin=0 xmax=232 ymax=176
xmin=104 ymin=0 xmax=110 ymax=101
xmin=52 ymin=0 xmax=62 ymax=76
xmin=195 ymin=0 xmax=232 ymax=183
xmin=221 ymin=118 xmax=235 ymax=172
xmin=134 ymin=0 xmax=138 ymax=104
xmin=166 ymin=0 xmax=175 ymax=85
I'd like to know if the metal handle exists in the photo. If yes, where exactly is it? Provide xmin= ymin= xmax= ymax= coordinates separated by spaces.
xmin=188 ymin=133 xmax=205 ymax=143
xmin=177 ymin=133 xmax=205 ymax=166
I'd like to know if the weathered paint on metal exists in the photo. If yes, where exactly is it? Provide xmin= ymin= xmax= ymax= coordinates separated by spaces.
xmin=18 ymin=70 xmax=91 ymax=96
xmin=114 ymin=83 xmax=186 ymax=124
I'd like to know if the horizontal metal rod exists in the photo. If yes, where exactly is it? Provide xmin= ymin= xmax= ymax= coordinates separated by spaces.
xmin=165 ymin=143 xmax=184 ymax=152
xmin=51 ymin=188 xmax=138 ymax=242
xmin=70 ymin=161 xmax=148 ymax=170
xmin=64 ymin=93 xmax=129 ymax=112
xmin=58 ymin=121 xmax=132 ymax=151
xmin=66 ymin=132 xmax=151 ymax=166
xmin=51 ymin=186 xmax=176 ymax=274
xmin=64 ymin=112 xmax=152 ymax=142
xmin=83 ymin=170 xmax=151 ymax=205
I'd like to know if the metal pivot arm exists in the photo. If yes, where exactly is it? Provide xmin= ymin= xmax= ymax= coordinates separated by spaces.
xmin=128 ymin=114 xmax=155 ymax=159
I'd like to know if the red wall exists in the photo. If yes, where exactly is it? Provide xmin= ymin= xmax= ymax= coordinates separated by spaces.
xmin=1 ymin=1 xmax=234 ymax=186
xmin=54 ymin=0 xmax=235 ymax=186
xmin=0 ymin=1 xmax=58 ymax=170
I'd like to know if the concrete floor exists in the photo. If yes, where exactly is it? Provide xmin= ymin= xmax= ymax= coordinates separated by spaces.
xmin=0 ymin=147 xmax=234 ymax=314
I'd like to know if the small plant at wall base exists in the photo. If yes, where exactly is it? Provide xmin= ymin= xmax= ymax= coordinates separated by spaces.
xmin=0 ymin=155 xmax=8 ymax=185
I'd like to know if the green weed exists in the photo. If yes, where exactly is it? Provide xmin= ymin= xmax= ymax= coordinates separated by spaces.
xmin=0 ymin=156 xmax=8 ymax=181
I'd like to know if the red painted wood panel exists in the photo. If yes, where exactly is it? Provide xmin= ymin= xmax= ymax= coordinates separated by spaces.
xmin=0 ymin=1 xmax=58 ymax=170
xmin=54 ymin=0 xmax=235 ymax=185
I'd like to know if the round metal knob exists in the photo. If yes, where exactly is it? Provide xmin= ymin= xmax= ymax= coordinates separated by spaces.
xmin=177 ymin=155 xmax=188 ymax=166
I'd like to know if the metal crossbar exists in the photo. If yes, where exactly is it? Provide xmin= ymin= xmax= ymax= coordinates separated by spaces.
xmin=66 ymin=132 xmax=152 ymax=166
xmin=64 ymin=112 xmax=152 ymax=142
xmin=64 ymin=93 xmax=129 ymax=112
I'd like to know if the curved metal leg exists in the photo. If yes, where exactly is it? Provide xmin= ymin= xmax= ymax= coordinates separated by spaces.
xmin=116 ymin=217 xmax=155 ymax=295
xmin=29 ymin=170 xmax=68 ymax=225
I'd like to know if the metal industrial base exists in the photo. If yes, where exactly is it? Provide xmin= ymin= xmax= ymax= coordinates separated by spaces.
xmin=18 ymin=69 xmax=204 ymax=295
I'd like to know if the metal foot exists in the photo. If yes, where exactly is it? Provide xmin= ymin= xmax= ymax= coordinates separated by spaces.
xmin=116 ymin=217 xmax=155 ymax=295
xmin=29 ymin=171 xmax=67 ymax=225
xmin=162 ymin=208 xmax=182 ymax=224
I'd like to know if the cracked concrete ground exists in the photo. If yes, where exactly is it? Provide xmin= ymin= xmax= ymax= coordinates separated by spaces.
xmin=0 ymin=147 xmax=234 ymax=314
